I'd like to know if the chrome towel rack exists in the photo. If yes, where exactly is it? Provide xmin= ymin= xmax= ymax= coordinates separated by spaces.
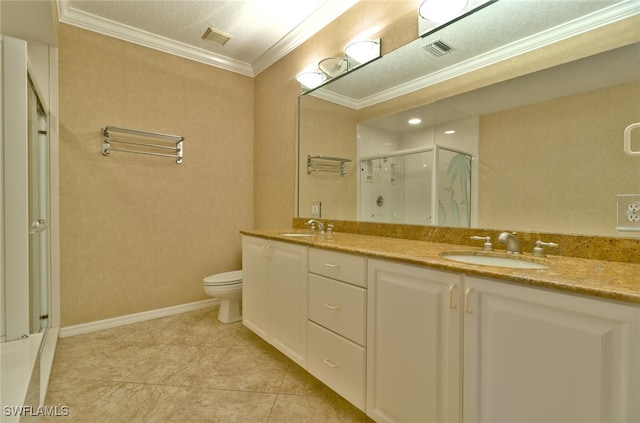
xmin=307 ymin=155 xmax=351 ymax=177
xmin=101 ymin=126 xmax=184 ymax=164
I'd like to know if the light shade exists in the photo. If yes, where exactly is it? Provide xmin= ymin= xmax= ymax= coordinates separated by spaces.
xmin=318 ymin=57 xmax=348 ymax=78
xmin=418 ymin=0 xmax=468 ymax=24
xmin=296 ymin=71 xmax=327 ymax=89
xmin=344 ymin=39 xmax=380 ymax=67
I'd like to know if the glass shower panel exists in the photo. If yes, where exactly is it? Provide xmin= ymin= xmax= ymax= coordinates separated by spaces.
xmin=27 ymin=77 xmax=50 ymax=334
xmin=436 ymin=147 xmax=472 ymax=227
xmin=403 ymin=150 xmax=433 ymax=225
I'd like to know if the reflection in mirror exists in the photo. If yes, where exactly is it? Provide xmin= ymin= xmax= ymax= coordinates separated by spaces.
xmin=298 ymin=36 xmax=640 ymax=237
xmin=359 ymin=147 xmax=472 ymax=227
xmin=315 ymin=0 xmax=634 ymax=108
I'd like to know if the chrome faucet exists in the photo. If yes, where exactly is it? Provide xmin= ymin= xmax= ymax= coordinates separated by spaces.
xmin=305 ymin=219 xmax=325 ymax=233
xmin=498 ymin=232 xmax=521 ymax=254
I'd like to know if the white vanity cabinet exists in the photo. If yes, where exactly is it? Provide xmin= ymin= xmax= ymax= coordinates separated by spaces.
xmin=366 ymin=259 xmax=463 ymax=423
xmin=463 ymin=276 xmax=640 ymax=423
xmin=242 ymin=234 xmax=640 ymax=422
xmin=307 ymin=248 xmax=367 ymax=411
xmin=366 ymin=259 xmax=640 ymax=423
xmin=241 ymin=236 xmax=308 ymax=367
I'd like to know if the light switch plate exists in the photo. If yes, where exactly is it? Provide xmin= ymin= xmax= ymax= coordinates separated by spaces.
xmin=311 ymin=201 xmax=322 ymax=218
xmin=617 ymin=194 xmax=640 ymax=232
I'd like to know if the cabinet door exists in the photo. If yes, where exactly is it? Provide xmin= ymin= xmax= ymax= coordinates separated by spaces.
xmin=268 ymin=240 xmax=308 ymax=367
xmin=464 ymin=276 xmax=640 ymax=423
xmin=367 ymin=259 xmax=462 ymax=423
xmin=241 ymin=236 xmax=270 ymax=340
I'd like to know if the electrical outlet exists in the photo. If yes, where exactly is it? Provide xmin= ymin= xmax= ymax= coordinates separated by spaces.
xmin=617 ymin=194 xmax=640 ymax=232
xmin=628 ymin=213 xmax=640 ymax=223
xmin=628 ymin=202 xmax=640 ymax=212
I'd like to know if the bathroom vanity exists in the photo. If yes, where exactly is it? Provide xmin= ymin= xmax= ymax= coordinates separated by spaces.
xmin=241 ymin=229 xmax=640 ymax=423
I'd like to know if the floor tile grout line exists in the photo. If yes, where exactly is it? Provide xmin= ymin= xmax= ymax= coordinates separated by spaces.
xmin=44 ymin=306 xmax=367 ymax=421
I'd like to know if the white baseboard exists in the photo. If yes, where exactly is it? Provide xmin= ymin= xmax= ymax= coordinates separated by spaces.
xmin=59 ymin=299 xmax=220 ymax=338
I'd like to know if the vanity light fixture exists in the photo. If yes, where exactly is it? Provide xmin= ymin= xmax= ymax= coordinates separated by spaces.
xmin=418 ymin=0 xmax=468 ymax=24
xmin=295 ymin=71 xmax=327 ymax=89
xmin=296 ymin=37 xmax=381 ymax=90
xmin=344 ymin=38 xmax=381 ymax=67
xmin=408 ymin=118 xmax=422 ymax=125
xmin=318 ymin=57 xmax=349 ymax=78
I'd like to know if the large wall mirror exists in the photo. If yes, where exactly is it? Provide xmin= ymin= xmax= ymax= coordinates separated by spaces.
xmin=297 ymin=0 xmax=640 ymax=238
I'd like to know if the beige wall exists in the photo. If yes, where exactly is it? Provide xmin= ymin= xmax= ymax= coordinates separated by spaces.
xmin=59 ymin=24 xmax=254 ymax=326
xmin=253 ymin=1 xmax=417 ymax=228
xmin=479 ymin=81 xmax=640 ymax=236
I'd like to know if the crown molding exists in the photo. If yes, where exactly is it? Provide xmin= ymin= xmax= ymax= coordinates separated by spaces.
xmin=252 ymin=0 xmax=359 ymax=76
xmin=57 ymin=1 xmax=254 ymax=75
xmin=57 ymin=0 xmax=359 ymax=77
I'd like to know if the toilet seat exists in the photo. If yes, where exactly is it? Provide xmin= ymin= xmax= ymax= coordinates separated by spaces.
xmin=204 ymin=270 xmax=242 ymax=286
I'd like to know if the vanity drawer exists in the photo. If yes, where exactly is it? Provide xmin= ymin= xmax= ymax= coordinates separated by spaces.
xmin=307 ymin=321 xmax=366 ymax=411
xmin=308 ymin=273 xmax=366 ymax=345
xmin=309 ymin=248 xmax=366 ymax=287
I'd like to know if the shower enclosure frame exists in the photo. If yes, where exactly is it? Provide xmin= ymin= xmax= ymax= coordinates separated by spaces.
xmin=1 ymin=35 xmax=60 ymax=415
xmin=358 ymin=145 xmax=474 ymax=226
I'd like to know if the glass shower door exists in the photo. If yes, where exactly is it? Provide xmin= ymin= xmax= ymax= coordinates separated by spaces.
xmin=27 ymin=76 xmax=50 ymax=334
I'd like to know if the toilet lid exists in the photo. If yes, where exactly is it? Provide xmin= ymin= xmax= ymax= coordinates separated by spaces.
xmin=204 ymin=270 xmax=242 ymax=286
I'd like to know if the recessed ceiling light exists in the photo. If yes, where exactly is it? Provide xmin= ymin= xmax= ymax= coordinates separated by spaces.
xmin=202 ymin=27 xmax=233 ymax=46
xmin=444 ymin=130 xmax=456 ymax=135
xmin=408 ymin=118 xmax=422 ymax=125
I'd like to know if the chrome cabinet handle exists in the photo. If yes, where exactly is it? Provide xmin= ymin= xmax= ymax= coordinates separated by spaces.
xmin=323 ymin=262 xmax=340 ymax=268
xmin=324 ymin=302 xmax=340 ymax=310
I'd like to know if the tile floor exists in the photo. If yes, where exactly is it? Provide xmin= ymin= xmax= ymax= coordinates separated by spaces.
xmin=30 ymin=306 xmax=370 ymax=422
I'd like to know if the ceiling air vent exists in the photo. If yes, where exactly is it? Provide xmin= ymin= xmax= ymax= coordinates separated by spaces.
xmin=423 ymin=40 xmax=453 ymax=57
xmin=201 ymin=27 xmax=233 ymax=47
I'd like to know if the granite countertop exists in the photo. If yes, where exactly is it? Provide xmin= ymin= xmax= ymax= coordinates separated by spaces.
xmin=241 ymin=228 xmax=640 ymax=305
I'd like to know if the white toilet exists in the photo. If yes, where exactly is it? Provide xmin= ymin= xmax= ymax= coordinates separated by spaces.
xmin=203 ymin=270 xmax=243 ymax=323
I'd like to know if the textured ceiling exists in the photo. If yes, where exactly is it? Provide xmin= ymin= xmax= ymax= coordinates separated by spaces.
xmin=57 ymin=0 xmax=359 ymax=76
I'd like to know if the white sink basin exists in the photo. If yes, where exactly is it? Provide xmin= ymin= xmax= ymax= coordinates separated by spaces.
xmin=441 ymin=253 xmax=549 ymax=269
xmin=280 ymin=233 xmax=315 ymax=237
